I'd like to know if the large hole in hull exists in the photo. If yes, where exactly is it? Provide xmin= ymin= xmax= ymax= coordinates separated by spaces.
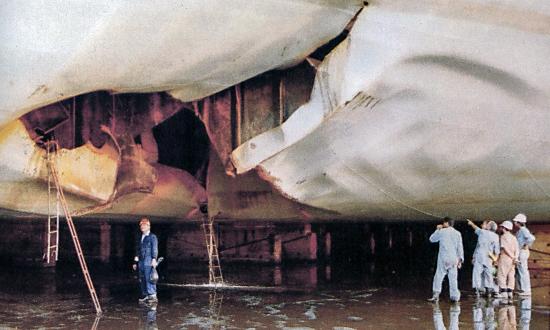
xmin=152 ymin=109 xmax=210 ymax=185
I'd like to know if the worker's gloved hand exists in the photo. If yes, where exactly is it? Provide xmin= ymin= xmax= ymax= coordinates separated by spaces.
xmin=151 ymin=258 xmax=158 ymax=268
xmin=436 ymin=224 xmax=443 ymax=229
xmin=132 ymin=263 xmax=137 ymax=271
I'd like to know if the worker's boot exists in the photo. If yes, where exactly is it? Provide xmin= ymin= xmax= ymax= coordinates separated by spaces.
xmin=474 ymin=289 xmax=481 ymax=298
xmin=495 ymin=288 xmax=507 ymax=299
xmin=491 ymin=288 xmax=500 ymax=298
xmin=427 ymin=292 xmax=440 ymax=302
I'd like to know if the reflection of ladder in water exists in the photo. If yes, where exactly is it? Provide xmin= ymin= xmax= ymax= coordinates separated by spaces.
xmin=202 ymin=216 xmax=224 ymax=285
xmin=45 ymin=142 xmax=60 ymax=265
xmin=208 ymin=291 xmax=224 ymax=328
xmin=46 ymin=141 xmax=103 ymax=315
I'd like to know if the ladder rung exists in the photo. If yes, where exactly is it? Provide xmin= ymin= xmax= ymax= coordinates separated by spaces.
xmin=203 ymin=217 xmax=223 ymax=285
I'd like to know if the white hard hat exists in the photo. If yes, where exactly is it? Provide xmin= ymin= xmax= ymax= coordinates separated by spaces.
xmin=512 ymin=213 xmax=527 ymax=223
xmin=501 ymin=220 xmax=513 ymax=231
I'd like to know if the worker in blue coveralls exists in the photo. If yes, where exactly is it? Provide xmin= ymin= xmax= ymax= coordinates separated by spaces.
xmin=512 ymin=213 xmax=536 ymax=296
xmin=467 ymin=219 xmax=500 ymax=297
xmin=133 ymin=218 xmax=159 ymax=303
xmin=428 ymin=217 xmax=464 ymax=303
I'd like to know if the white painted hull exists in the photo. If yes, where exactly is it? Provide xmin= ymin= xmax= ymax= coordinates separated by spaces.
xmin=232 ymin=1 xmax=550 ymax=221
xmin=0 ymin=0 xmax=361 ymax=126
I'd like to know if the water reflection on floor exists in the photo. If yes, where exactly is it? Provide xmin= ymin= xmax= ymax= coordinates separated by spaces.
xmin=0 ymin=263 xmax=548 ymax=329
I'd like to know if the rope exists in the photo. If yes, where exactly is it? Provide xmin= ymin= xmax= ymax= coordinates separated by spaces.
xmin=530 ymin=248 xmax=550 ymax=257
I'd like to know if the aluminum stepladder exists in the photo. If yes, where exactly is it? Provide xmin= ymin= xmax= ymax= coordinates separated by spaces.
xmin=46 ymin=141 xmax=102 ymax=315
xmin=201 ymin=215 xmax=224 ymax=285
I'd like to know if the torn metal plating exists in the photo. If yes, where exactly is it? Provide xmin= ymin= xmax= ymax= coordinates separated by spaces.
xmin=231 ymin=1 xmax=550 ymax=221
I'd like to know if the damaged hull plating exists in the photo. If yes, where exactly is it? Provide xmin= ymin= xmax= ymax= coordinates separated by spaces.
xmin=2 ymin=1 xmax=550 ymax=222
xmin=0 ymin=120 xmax=206 ymax=218
xmin=232 ymin=1 xmax=550 ymax=221
xmin=0 ymin=0 xmax=362 ymax=127
xmin=0 ymin=0 xmax=361 ymax=220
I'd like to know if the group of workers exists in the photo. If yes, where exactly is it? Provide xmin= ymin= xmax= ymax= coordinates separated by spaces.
xmin=131 ymin=214 xmax=537 ymax=305
xmin=428 ymin=213 xmax=536 ymax=303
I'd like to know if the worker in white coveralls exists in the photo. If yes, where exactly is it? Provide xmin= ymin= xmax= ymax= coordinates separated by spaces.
xmin=428 ymin=217 xmax=464 ymax=303
xmin=467 ymin=219 xmax=500 ymax=297
xmin=512 ymin=213 xmax=536 ymax=296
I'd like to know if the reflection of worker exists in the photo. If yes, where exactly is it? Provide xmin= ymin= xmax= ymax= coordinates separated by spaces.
xmin=141 ymin=303 xmax=158 ymax=330
xmin=467 ymin=219 xmax=500 ymax=297
xmin=428 ymin=217 xmax=464 ymax=303
xmin=496 ymin=220 xmax=518 ymax=299
xmin=474 ymin=298 xmax=500 ymax=330
xmin=519 ymin=297 xmax=532 ymax=329
xmin=473 ymin=299 xmax=484 ymax=330
xmin=432 ymin=302 xmax=460 ymax=330
xmin=485 ymin=299 xmax=497 ymax=330
xmin=133 ymin=218 xmax=159 ymax=303
xmin=512 ymin=213 xmax=536 ymax=296
xmin=497 ymin=304 xmax=517 ymax=330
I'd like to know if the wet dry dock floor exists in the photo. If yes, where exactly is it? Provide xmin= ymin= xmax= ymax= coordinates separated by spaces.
xmin=0 ymin=264 xmax=548 ymax=329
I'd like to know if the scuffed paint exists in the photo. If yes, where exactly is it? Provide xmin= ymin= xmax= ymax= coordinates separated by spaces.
xmin=207 ymin=150 xmax=335 ymax=221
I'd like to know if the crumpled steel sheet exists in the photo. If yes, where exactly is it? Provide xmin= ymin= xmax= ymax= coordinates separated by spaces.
xmin=0 ymin=120 xmax=205 ymax=218
xmin=101 ymin=163 xmax=207 ymax=219
xmin=0 ymin=0 xmax=362 ymax=128
xmin=0 ymin=120 xmax=118 ymax=211
xmin=113 ymin=134 xmax=157 ymax=198
xmin=232 ymin=0 xmax=550 ymax=221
